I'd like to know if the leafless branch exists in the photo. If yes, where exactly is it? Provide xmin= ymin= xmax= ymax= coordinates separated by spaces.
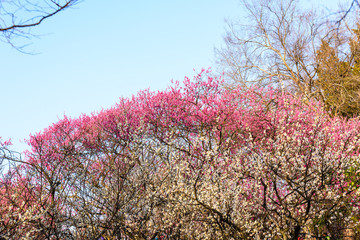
xmin=0 ymin=0 xmax=81 ymax=49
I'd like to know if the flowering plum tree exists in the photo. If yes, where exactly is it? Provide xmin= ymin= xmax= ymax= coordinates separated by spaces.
xmin=1 ymin=70 xmax=360 ymax=239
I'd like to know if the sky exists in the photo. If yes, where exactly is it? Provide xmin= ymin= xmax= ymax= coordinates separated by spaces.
xmin=0 ymin=0 xmax=344 ymax=153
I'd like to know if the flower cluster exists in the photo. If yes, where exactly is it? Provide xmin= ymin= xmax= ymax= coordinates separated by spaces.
xmin=1 ymin=70 xmax=360 ymax=239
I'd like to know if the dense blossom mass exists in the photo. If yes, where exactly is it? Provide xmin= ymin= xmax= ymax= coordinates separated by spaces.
xmin=1 ymin=70 xmax=360 ymax=239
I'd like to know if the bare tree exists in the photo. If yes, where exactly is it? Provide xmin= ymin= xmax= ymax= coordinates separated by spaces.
xmin=215 ymin=0 xmax=360 ymax=117
xmin=215 ymin=0 xmax=323 ymax=93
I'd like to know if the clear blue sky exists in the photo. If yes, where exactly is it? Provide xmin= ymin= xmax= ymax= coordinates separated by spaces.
xmin=0 ymin=0 xmax=343 ymax=152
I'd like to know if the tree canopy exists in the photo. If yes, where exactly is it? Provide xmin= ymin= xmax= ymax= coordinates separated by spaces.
xmin=2 ymin=71 xmax=360 ymax=239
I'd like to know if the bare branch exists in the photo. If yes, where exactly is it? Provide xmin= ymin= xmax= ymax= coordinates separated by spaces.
xmin=0 ymin=0 xmax=81 ymax=49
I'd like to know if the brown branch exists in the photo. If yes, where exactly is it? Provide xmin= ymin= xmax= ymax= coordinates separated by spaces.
xmin=0 ymin=0 xmax=78 ymax=32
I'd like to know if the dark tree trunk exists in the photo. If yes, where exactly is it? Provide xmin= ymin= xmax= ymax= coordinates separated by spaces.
xmin=291 ymin=225 xmax=301 ymax=240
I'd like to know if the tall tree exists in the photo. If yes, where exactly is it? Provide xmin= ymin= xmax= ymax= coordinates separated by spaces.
xmin=215 ymin=0 xmax=360 ymax=117
xmin=316 ymin=24 xmax=360 ymax=117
